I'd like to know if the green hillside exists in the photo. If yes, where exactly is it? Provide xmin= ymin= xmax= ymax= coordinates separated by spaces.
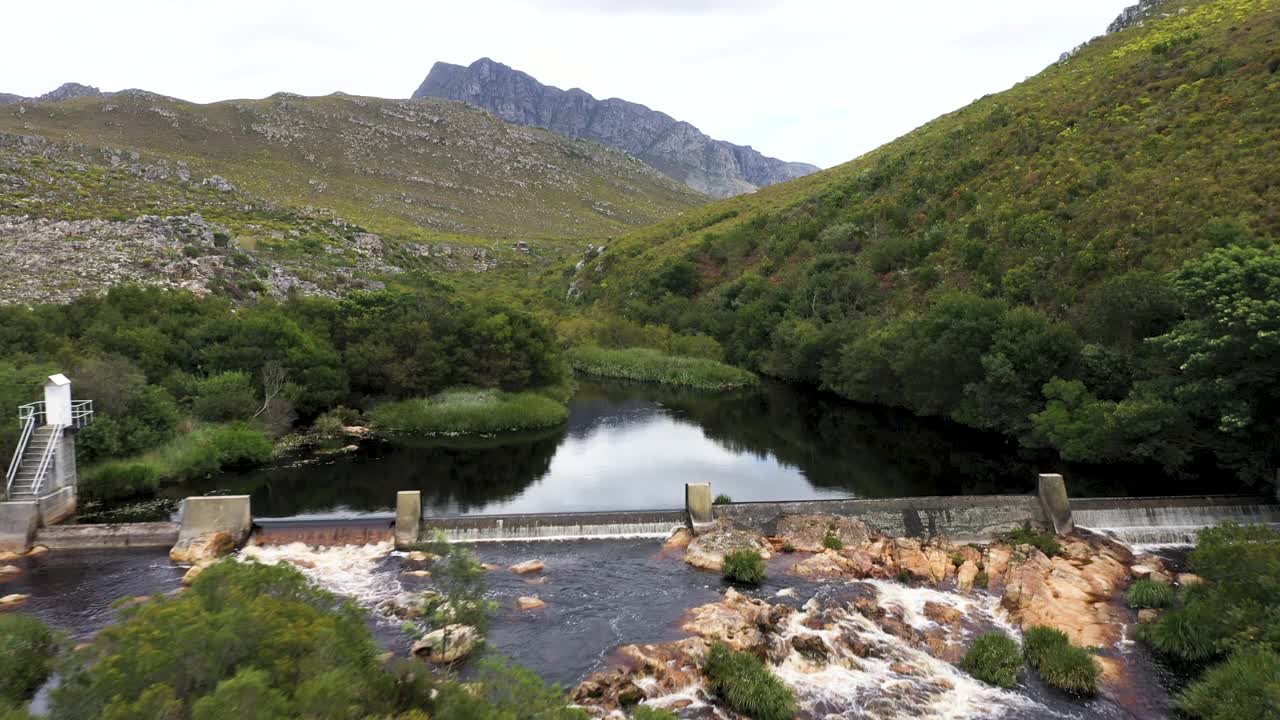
xmin=0 ymin=91 xmax=705 ymax=304
xmin=567 ymin=0 xmax=1280 ymax=484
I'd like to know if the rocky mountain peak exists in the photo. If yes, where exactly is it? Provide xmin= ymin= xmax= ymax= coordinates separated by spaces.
xmin=0 ymin=82 xmax=108 ymax=105
xmin=413 ymin=58 xmax=818 ymax=198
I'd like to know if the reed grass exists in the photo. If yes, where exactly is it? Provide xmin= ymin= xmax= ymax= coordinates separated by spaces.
xmin=566 ymin=346 xmax=756 ymax=391
xmin=369 ymin=387 xmax=568 ymax=435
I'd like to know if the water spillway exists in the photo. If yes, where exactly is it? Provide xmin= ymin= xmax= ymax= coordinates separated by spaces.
xmin=251 ymin=516 xmax=395 ymax=546
xmin=1073 ymin=494 xmax=1280 ymax=546
xmin=422 ymin=508 xmax=688 ymax=542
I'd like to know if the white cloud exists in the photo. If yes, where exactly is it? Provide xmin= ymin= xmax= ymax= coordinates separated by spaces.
xmin=0 ymin=0 xmax=1129 ymax=168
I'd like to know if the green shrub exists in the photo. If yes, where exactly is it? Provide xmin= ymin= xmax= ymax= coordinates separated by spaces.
xmin=722 ymin=550 xmax=766 ymax=585
xmin=1008 ymin=524 xmax=1061 ymax=556
xmin=960 ymin=631 xmax=1021 ymax=689
xmin=974 ymin=571 xmax=990 ymax=589
xmin=713 ymin=494 xmax=732 ymax=505
xmin=369 ymin=388 xmax=568 ymax=435
xmin=1177 ymin=647 xmax=1280 ymax=720
xmin=79 ymin=461 xmax=161 ymax=501
xmin=0 ymin=614 xmax=56 ymax=704
xmin=822 ymin=532 xmax=844 ymax=550
xmin=703 ymin=643 xmax=795 ymax=720
xmin=191 ymin=372 xmax=258 ymax=422
xmin=1022 ymin=627 xmax=1100 ymax=695
xmin=1127 ymin=579 xmax=1174 ymax=609
xmin=565 ymin=346 xmax=756 ymax=391
xmin=780 ymin=542 xmax=796 ymax=553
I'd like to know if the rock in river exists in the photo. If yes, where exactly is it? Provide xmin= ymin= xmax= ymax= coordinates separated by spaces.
xmin=511 ymin=560 xmax=545 ymax=574
xmin=412 ymin=624 xmax=480 ymax=664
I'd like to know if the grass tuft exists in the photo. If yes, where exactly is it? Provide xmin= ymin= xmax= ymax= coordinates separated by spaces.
xmin=566 ymin=346 xmax=756 ymax=391
xmin=960 ymin=631 xmax=1021 ymax=689
xmin=721 ymin=550 xmax=766 ymax=585
xmin=822 ymin=532 xmax=844 ymax=550
xmin=703 ymin=643 xmax=795 ymax=720
xmin=1127 ymin=579 xmax=1174 ymax=609
xmin=1022 ymin=626 xmax=1100 ymax=695
xmin=1007 ymin=523 xmax=1061 ymax=557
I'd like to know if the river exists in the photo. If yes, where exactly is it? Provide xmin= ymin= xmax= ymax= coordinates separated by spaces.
xmin=152 ymin=378 xmax=1207 ymax=521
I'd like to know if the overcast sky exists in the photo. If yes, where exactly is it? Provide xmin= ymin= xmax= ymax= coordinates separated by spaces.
xmin=3 ymin=1 xmax=1130 ymax=168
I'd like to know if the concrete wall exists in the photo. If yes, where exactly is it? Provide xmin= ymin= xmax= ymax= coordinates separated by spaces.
xmin=715 ymin=495 xmax=1047 ymax=542
xmin=423 ymin=509 xmax=687 ymax=542
xmin=0 ymin=501 xmax=39 ymax=552
xmin=37 ymin=486 xmax=76 ymax=526
xmin=36 ymin=521 xmax=179 ymax=550
xmin=176 ymin=495 xmax=252 ymax=543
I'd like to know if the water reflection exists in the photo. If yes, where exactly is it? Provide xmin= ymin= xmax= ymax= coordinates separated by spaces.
xmin=171 ymin=378 xmax=1204 ymax=519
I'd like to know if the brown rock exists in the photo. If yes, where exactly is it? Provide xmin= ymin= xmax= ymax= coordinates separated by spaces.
xmin=0 ymin=593 xmax=29 ymax=605
xmin=791 ymin=633 xmax=829 ymax=659
xmin=1176 ymin=573 xmax=1204 ymax=587
xmin=792 ymin=548 xmax=871 ymax=579
xmin=511 ymin=560 xmax=545 ymax=574
xmin=663 ymin=527 xmax=693 ymax=550
xmin=181 ymin=563 xmax=208 ymax=586
xmin=684 ymin=526 xmax=771 ymax=572
xmin=774 ymin=514 xmax=872 ymax=552
xmin=956 ymin=560 xmax=979 ymax=592
xmin=1137 ymin=608 xmax=1161 ymax=624
xmin=922 ymin=601 xmax=962 ymax=626
xmin=169 ymin=531 xmax=238 ymax=565
xmin=412 ymin=624 xmax=480 ymax=664
xmin=516 ymin=596 xmax=546 ymax=610
xmin=893 ymin=538 xmax=933 ymax=581
xmin=401 ymin=570 xmax=432 ymax=578
xmin=0 ymin=551 xmax=21 ymax=562
xmin=25 ymin=545 xmax=48 ymax=556
xmin=481 ymin=563 xmax=502 ymax=571
xmin=890 ymin=661 xmax=919 ymax=676
xmin=0 ymin=564 xmax=20 ymax=577
xmin=681 ymin=588 xmax=772 ymax=653
xmin=406 ymin=551 xmax=439 ymax=563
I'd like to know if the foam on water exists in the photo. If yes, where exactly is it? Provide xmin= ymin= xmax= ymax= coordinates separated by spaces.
xmin=237 ymin=541 xmax=402 ymax=608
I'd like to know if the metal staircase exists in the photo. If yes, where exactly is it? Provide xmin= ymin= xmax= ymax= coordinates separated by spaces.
xmin=4 ymin=398 xmax=91 ymax=501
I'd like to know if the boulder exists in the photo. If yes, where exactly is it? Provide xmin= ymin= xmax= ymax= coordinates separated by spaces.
xmin=1137 ymin=608 xmax=1161 ymax=624
xmin=791 ymin=548 xmax=872 ymax=579
xmin=956 ymin=560 xmax=979 ymax=592
xmin=169 ymin=531 xmax=237 ymax=565
xmin=685 ymin=526 xmax=771 ymax=572
xmin=511 ymin=560 xmax=545 ymax=574
xmin=680 ymin=588 xmax=773 ymax=653
xmin=0 ymin=593 xmax=30 ymax=606
xmin=0 ymin=564 xmax=20 ymax=577
xmin=401 ymin=570 xmax=432 ymax=578
xmin=515 ymin=596 xmax=546 ymax=610
xmin=892 ymin=538 xmax=934 ymax=581
xmin=412 ymin=624 xmax=480 ymax=664
xmin=790 ymin=634 xmax=829 ymax=659
xmin=0 ymin=551 xmax=21 ymax=562
xmin=406 ymin=551 xmax=439 ymax=563
xmin=773 ymin=514 xmax=871 ymax=552
xmin=663 ymin=527 xmax=692 ymax=550
xmin=922 ymin=601 xmax=962 ymax=626
xmin=25 ymin=546 xmax=48 ymax=556
xmin=181 ymin=563 xmax=208 ymax=586
xmin=1176 ymin=573 xmax=1204 ymax=587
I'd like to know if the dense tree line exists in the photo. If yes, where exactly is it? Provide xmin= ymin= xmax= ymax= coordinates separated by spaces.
xmin=0 ymin=286 xmax=564 ymax=491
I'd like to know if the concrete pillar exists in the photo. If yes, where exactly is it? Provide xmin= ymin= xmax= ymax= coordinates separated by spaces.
xmin=1037 ymin=473 xmax=1074 ymax=535
xmin=175 ymin=495 xmax=252 ymax=544
xmin=394 ymin=491 xmax=422 ymax=548
xmin=686 ymin=483 xmax=715 ymax=535
xmin=0 ymin=501 xmax=39 ymax=552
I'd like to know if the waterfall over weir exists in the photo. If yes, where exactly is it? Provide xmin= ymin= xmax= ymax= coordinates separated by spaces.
xmin=1073 ymin=494 xmax=1280 ymax=546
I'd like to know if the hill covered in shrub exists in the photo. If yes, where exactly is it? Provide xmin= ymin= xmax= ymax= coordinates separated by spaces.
xmin=566 ymin=0 xmax=1280 ymax=486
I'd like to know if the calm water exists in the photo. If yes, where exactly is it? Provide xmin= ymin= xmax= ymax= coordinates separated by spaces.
xmin=166 ymin=379 xmax=1194 ymax=520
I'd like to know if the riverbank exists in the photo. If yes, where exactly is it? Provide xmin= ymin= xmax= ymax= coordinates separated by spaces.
xmin=566 ymin=346 xmax=756 ymax=390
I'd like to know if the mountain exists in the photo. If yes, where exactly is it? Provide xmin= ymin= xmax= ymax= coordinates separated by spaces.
xmin=564 ymin=0 xmax=1280 ymax=484
xmin=0 ymin=82 xmax=106 ymax=104
xmin=413 ymin=58 xmax=819 ymax=198
xmin=0 ymin=90 xmax=706 ymax=304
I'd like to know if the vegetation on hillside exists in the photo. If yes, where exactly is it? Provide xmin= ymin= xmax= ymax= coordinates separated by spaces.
xmin=0 ymin=285 xmax=565 ymax=501
xmin=566 ymin=0 xmax=1280 ymax=488
xmin=1137 ymin=523 xmax=1280 ymax=718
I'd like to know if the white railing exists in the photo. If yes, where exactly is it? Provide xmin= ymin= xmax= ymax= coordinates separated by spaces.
xmin=28 ymin=424 xmax=62 ymax=497
xmin=17 ymin=401 xmax=44 ymax=427
xmin=4 ymin=412 xmax=36 ymax=497
xmin=71 ymin=399 xmax=94 ymax=428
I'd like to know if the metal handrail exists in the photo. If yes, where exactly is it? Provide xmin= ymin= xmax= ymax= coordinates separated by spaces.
xmin=17 ymin=401 xmax=44 ymax=428
xmin=71 ymin=399 xmax=94 ymax=428
xmin=4 ymin=414 xmax=35 ymax=497
xmin=28 ymin=424 xmax=62 ymax=497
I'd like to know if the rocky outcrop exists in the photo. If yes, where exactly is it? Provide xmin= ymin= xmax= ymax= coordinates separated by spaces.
xmin=413 ymin=58 xmax=819 ymax=198
xmin=773 ymin=514 xmax=871 ymax=552
xmin=684 ymin=525 xmax=771 ymax=572
xmin=169 ymin=530 xmax=238 ymax=566
xmin=510 ymin=560 xmax=545 ymax=574
xmin=0 ymin=82 xmax=107 ymax=105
